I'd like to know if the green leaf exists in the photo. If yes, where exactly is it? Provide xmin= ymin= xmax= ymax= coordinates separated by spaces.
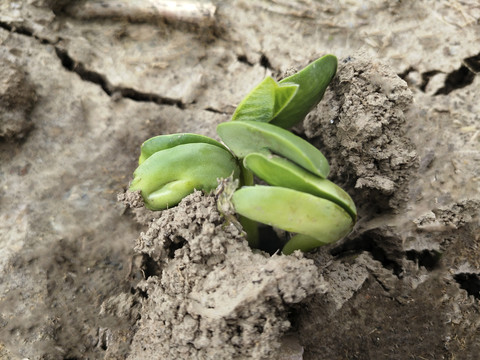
xmin=281 ymin=234 xmax=328 ymax=255
xmin=271 ymin=54 xmax=337 ymax=128
xmin=232 ymin=185 xmax=354 ymax=253
xmin=217 ymin=120 xmax=329 ymax=178
xmin=273 ymin=82 xmax=299 ymax=118
xmin=139 ymin=133 xmax=228 ymax=165
xmin=130 ymin=143 xmax=240 ymax=210
xmin=231 ymin=76 xmax=298 ymax=123
xmin=243 ymin=150 xmax=356 ymax=221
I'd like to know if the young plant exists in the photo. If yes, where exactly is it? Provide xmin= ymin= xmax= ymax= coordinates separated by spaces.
xmin=231 ymin=54 xmax=338 ymax=128
xmin=130 ymin=134 xmax=240 ymax=210
xmin=128 ymin=54 xmax=356 ymax=254
xmin=217 ymin=121 xmax=356 ymax=254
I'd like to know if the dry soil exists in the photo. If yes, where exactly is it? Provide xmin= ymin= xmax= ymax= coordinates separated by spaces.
xmin=0 ymin=1 xmax=479 ymax=359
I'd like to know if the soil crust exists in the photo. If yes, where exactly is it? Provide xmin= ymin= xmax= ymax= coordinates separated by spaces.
xmin=0 ymin=1 xmax=479 ymax=359
xmin=124 ymin=191 xmax=323 ymax=359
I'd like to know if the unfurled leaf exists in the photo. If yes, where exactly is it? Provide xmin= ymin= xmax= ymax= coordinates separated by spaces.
xmin=231 ymin=76 xmax=298 ymax=123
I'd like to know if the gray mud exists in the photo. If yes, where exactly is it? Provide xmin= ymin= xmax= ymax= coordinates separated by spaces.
xmin=125 ymin=191 xmax=323 ymax=359
xmin=0 ymin=1 xmax=479 ymax=359
xmin=304 ymin=52 xmax=418 ymax=211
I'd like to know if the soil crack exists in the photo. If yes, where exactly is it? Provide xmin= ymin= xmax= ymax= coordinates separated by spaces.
xmin=419 ymin=70 xmax=442 ymax=92
xmin=0 ymin=21 xmax=33 ymax=39
xmin=405 ymin=249 xmax=442 ymax=271
xmin=236 ymin=54 xmax=254 ymax=67
xmin=235 ymin=53 xmax=274 ymax=70
xmin=331 ymin=235 xmax=403 ymax=278
xmin=401 ymin=52 xmax=479 ymax=95
xmin=0 ymin=22 xmax=185 ymax=109
xmin=463 ymin=52 xmax=480 ymax=73
xmin=204 ymin=106 xmax=229 ymax=115
xmin=454 ymin=273 xmax=480 ymax=300
xmin=0 ymin=20 xmax=52 ymax=44
xmin=54 ymin=47 xmax=185 ymax=108
xmin=54 ymin=47 xmax=111 ymax=94
xmin=259 ymin=53 xmax=273 ymax=70
xmin=435 ymin=64 xmax=476 ymax=95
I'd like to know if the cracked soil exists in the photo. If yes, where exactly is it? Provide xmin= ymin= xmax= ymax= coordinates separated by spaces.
xmin=0 ymin=1 xmax=479 ymax=359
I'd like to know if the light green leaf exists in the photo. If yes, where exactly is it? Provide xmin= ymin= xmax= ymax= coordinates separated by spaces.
xmin=273 ymin=82 xmax=299 ymax=118
xmin=232 ymin=186 xmax=354 ymax=253
xmin=217 ymin=121 xmax=329 ymax=178
xmin=281 ymin=234 xmax=328 ymax=255
xmin=271 ymin=54 xmax=337 ymax=128
xmin=243 ymin=150 xmax=356 ymax=221
xmin=130 ymin=143 xmax=240 ymax=210
xmin=139 ymin=133 xmax=228 ymax=165
xmin=231 ymin=76 xmax=298 ymax=123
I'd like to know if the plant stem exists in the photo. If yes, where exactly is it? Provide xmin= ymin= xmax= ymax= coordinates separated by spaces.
xmin=239 ymin=215 xmax=259 ymax=248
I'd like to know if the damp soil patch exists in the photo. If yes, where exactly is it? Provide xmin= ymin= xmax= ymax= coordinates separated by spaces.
xmin=116 ymin=190 xmax=325 ymax=359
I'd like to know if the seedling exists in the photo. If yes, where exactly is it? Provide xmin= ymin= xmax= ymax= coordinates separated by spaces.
xmin=129 ymin=54 xmax=356 ymax=254
xmin=130 ymin=134 xmax=240 ymax=210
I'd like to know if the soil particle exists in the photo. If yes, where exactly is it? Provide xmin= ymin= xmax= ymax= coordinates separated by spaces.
xmin=320 ymin=254 xmax=371 ymax=311
xmin=304 ymin=51 xmax=418 ymax=211
xmin=431 ymin=199 xmax=480 ymax=229
xmin=0 ymin=57 xmax=36 ymax=139
xmin=127 ymin=190 xmax=325 ymax=359
xmin=118 ymin=189 xmax=144 ymax=209
xmin=414 ymin=199 xmax=480 ymax=231
xmin=118 ymin=189 xmax=159 ymax=225
xmin=98 ymin=293 xmax=141 ymax=359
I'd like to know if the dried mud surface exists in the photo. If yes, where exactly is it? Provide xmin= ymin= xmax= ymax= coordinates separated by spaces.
xmin=0 ymin=58 xmax=36 ymax=139
xmin=124 ymin=191 xmax=322 ymax=360
xmin=0 ymin=1 xmax=479 ymax=359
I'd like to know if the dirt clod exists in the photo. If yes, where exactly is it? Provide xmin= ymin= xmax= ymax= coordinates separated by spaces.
xmin=128 ymin=191 xmax=325 ymax=359
xmin=304 ymin=52 xmax=418 ymax=210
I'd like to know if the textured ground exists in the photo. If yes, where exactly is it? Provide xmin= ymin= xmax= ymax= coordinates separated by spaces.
xmin=0 ymin=1 xmax=479 ymax=359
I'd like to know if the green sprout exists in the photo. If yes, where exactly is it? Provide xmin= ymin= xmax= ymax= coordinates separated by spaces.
xmin=130 ymin=134 xmax=240 ymax=210
xmin=230 ymin=54 xmax=338 ymax=128
xmin=128 ymin=54 xmax=356 ymax=254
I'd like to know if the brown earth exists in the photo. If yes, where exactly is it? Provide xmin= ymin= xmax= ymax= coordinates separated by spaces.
xmin=0 ymin=1 xmax=479 ymax=359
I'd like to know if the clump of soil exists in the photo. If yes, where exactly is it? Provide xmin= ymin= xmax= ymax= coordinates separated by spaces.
xmin=118 ymin=189 xmax=158 ymax=225
xmin=304 ymin=52 xmax=418 ymax=210
xmin=125 ymin=191 xmax=325 ymax=359
xmin=0 ymin=58 xmax=37 ymax=139
xmin=116 ymin=53 xmax=425 ymax=359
